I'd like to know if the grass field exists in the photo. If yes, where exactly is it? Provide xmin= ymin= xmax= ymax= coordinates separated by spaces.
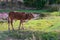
xmin=0 ymin=11 xmax=60 ymax=40
xmin=0 ymin=16 xmax=60 ymax=40
xmin=0 ymin=11 xmax=60 ymax=32
xmin=0 ymin=16 xmax=60 ymax=32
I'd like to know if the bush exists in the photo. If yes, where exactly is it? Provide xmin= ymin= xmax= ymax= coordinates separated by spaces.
xmin=47 ymin=5 xmax=59 ymax=12
xmin=2 ymin=30 xmax=59 ymax=40
xmin=24 ymin=0 xmax=47 ymax=9
xmin=41 ymin=32 xmax=58 ymax=40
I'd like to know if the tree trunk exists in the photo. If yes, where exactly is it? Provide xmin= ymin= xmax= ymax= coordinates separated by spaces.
xmin=10 ymin=0 xmax=13 ymax=9
xmin=15 ymin=0 xmax=17 ymax=9
xmin=6 ymin=0 xmax=8 ymax=9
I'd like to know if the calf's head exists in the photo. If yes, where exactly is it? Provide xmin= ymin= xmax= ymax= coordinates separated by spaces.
xmin=26 ymin=12 xmax=40 ymax=20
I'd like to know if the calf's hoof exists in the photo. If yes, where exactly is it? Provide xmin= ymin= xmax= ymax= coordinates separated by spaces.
xmin=21 ymin=27 xmax=25 ymax=30
xmin=12 ymin=29 xmax=15 ymax=31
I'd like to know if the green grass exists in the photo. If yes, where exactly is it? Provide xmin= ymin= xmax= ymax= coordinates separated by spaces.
xmin=50 ymin=12 xmax=60 ymax=16
xmin=25 ymin=16 xmax=60 ymax=32
xmin=0 ymin=11 xmax=60 ymax=32
xmin=0 ymin=30 xmax=59 ymax=40
xmin=0 ymin=9 xmax=47 ymax=12
xmin=0 ymin=16 xmax=60 ymax=32
xmin=0 ymin=11 xmax=60 ymax=40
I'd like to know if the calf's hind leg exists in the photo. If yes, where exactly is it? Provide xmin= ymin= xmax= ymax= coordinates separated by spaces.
xmin=21 ymin=20 xmax=25 ymax=30
xmin=11 ymin=19 xmax=14 ymax=30
xmin=18 ymin=20 xmax=22 ymax=30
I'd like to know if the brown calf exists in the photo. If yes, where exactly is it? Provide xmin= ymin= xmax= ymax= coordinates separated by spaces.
xmin=8 ymin=12 xmax=34 ymax=30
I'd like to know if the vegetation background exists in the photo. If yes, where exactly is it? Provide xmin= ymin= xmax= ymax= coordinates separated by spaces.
xmin=0 ymin=0 xmax=60 ymax=40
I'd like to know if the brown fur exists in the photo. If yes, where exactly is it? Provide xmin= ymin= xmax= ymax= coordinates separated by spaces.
xmin=8 ymin=12 xmax=34 ymax=30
